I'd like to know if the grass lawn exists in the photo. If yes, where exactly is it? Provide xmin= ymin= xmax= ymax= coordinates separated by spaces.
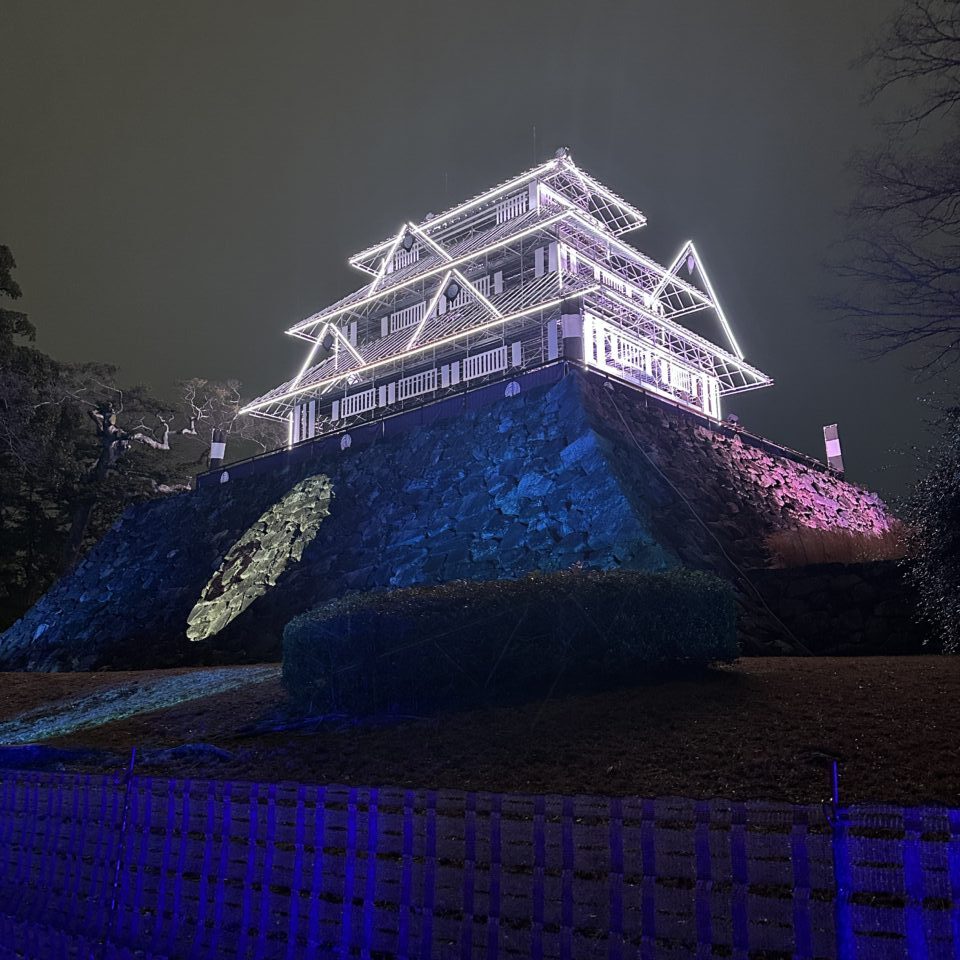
xmin=0 ymin=657 xmax=956 ymax=806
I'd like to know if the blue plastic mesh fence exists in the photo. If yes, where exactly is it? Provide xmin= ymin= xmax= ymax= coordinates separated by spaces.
xmin=0 ymin=770 xmax=957 ymax=959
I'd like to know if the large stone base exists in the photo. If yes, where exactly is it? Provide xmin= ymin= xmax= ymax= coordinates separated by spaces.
xmin=0 ymin=369 xmax=892 ymax=670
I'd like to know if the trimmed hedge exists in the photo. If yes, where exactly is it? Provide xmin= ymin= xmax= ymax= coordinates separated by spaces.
xmin=282 ymin=569 xmax=737 ymax=717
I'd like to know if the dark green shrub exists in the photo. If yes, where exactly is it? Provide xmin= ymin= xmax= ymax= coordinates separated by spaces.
xmin=282 ymin=569 xmax=737 ymax=717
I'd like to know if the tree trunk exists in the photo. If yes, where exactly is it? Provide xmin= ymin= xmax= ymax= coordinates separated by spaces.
xmin=61 ymin=496 xmax=96 ymax=573
xmin=60 ymin=431 xmax=114 ymax=573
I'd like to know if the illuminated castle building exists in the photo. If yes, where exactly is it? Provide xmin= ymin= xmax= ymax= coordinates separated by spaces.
xmin=242 ymin=149 xmax=773 ymax=440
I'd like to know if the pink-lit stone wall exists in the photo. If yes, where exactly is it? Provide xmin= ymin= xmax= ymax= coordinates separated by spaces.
xmin=580 ymin=374 xmax=894 ymax=574
xmin=695 ymin=425 xmax=892 ymax=535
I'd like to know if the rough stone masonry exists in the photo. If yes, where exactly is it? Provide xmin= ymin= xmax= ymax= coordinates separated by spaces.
xmin=0 ymin=369 xmax=893 ymax=670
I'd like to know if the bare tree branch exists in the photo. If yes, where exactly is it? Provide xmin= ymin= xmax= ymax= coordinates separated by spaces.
xmin=830 ymin=0 xmax=960 ymax=372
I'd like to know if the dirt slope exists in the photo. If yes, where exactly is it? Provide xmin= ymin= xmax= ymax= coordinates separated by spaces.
xmin=1 ymin=657 xmax=956 ymax=806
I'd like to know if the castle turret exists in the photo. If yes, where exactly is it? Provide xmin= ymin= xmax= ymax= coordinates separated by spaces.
xmin=242 ymin=152 xmax=772 ymax=442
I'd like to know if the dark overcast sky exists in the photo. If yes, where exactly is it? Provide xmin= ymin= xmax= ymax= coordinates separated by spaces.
xmin=3 ymin=0 xmax=926 ymax=498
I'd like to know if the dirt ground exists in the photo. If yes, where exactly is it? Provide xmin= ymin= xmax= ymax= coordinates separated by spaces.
xmin=1 ymin=657 xmax=957 ymax=806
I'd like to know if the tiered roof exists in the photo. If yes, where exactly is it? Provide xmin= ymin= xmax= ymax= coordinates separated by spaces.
xmin=243 ymin=151 xmax=771 ymax=420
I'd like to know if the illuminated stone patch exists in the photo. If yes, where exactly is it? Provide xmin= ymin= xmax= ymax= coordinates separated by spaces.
xmin=186 ymin=475 xmax=333 ymax=642
xmin=0 ymin=666 xmax=279 ymax=744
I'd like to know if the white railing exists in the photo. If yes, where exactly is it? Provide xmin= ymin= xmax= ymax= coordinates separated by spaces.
xmin=390 ymin=301 xmax=425 ymax=333
xmin=394 ymin=245 xmax=420 ymax=270
xmin=396 ymin=368 xmax=437 ymax=402
xmin=611 ymin=334 xmax=647 ymax=374
xmin=594 ymin=265 xmax=630 ymax=296
xmin=496 ymin=193 xmax=528 ymax=224
xmin=605 ymin=330 xmax=663 ymax=386
xmin=673 ymin=368 xmax=693 ymax=394
xmin=326 ymin=342 xmax=516 ymax=427
xmin=444 ymin=274 xmax=490 ymax=312
xmin=577 ymin=259 xmax=665 ymax=317
xmin=589 ymin=317 xmax=717 ymax=415
xmin=340 ymin=388 xmax=377 ymax=418
xmin=462 ymin=345 xmax=508 ymax=382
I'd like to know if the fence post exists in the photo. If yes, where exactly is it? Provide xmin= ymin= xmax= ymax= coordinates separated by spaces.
xmin=902 ymin=807 xmax=928 ymax=958
xmin=948 ymin=809 xmax=960 ymax=955
xmin=829 ymin=761 xmax=855 ymax=960
xmin=102 ymin=748 xmax=136 ymax=959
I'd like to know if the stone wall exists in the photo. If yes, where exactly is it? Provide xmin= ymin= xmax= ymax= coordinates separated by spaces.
xmin=574 ymin=374 xmax=890 ymax=571
xmin=743 ymin=561 xmax=929 ymax=655
xmin=0 ymin=368 xmax=895 ymax=670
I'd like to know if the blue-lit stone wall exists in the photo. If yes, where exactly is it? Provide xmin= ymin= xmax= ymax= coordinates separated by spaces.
xmin=0 ymin=374 xmax=673 ymax=670
xmin=0 ymin=370 xmax=893 ymax=670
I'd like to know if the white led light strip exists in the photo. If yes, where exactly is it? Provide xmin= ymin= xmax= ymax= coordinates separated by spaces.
xmin=242 ymin=293 xmax=592 ymax=414
xmin=401 ymin=222 xmax=504 ymax=330
xmin=406 ymin=271 xmax=452 ymax=351
xmin=349 ymin=158 xmax=562 ymax=267
xmin=289 ymin=211 xmax=568 ymax=337
xmin=288 ymin=321 xmax=363 ymax=390
xmin=588 ymin=284 xmax=766 ymax=385
xmin=249 ymin=156 xmax=772 ymax=424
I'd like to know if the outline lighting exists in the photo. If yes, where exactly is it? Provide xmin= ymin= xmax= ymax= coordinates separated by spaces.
xmin=288 ymin=211 xmax=570 ymax=337
xmin=242 ymin=293 xmax=596 ymax=414
xmin=348 ymin=158 xmax=562 ymax=267
xmin=370 ymin=225 xmax=407 ymax=294
xmin=655 ymin=241 xmax=745 ymax=360
xmin=244 ymin=155 xmax=773 ymax=427
xmin=407 ymin=271 xmax=452 ymax=350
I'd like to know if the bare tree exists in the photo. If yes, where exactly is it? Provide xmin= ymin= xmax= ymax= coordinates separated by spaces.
xmin=60 ymin=378 xmax=284 ymax=571
xmin=60 ymin=383 xmax=197 ymax=570
xmin=833 ymin=0 xmax=960 ymax=372
xmin=0 ymin=242 xmax=285 ymax=616
xmin=177 ymin=378 xmax=283 ymax=458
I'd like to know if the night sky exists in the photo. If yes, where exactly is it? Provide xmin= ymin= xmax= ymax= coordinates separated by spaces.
xmin=3 ymin=0 xmax=925 ymax=498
